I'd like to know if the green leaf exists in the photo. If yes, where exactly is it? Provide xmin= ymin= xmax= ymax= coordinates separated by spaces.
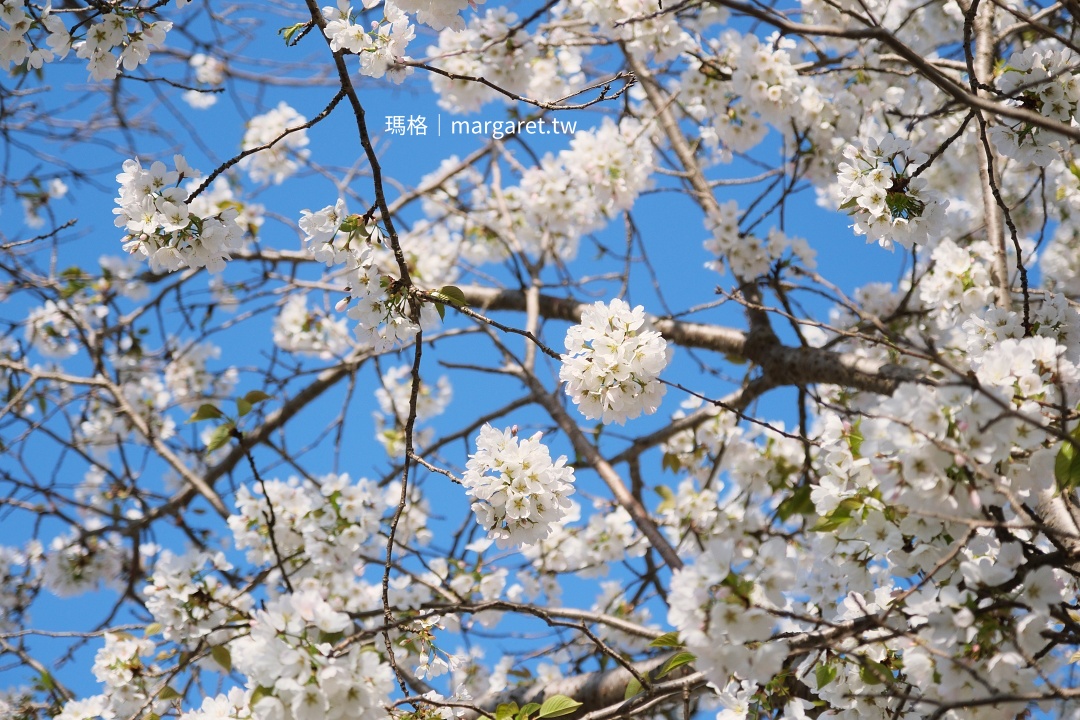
xmin=244 ymin=390 xmax=271 ymax=404
xmin=236 ymin=398 xmax=253 ymax=417
xmin=278 ymin=22 xmax=306 ymax=45
xmin=211 ymin=645 xmax=232 ymax=673
xmin=251 ymin=686 xmax=275 ymax=706
xmin=187 ymin=404 xmax=224 ymax=423
xmin=435 ymin=301 xmax=446 ymax=320
xmin=624 ymin=677 xmax=643 ymax=700
xmin=656 ymin=651 xmax=695 ymax=678
xmin=318 ymin=631 xmax=345 ymax=646
xmin=858 ymin=657 xmax=891 ymax=686
xmin=815 ymin=663 xmax=838 ymax=689
xmin=158 ymin=686 xmax=182 ymax=701
xmin=776 ymin=483 xmax=814 ymax=521
xmin=654 ymin=485 xmax=676 ymax=514
xmin=437 ymin=285 xmax=467 ymax=307
xmin=538 ymin=695 xmax=582 ymax=718
xmin=648 ymin=631 xmax=683 ymax=648
xmin=206 ymin=423 xmax=234 ymax=453
xmin=1055 ymin=427 xmax=1080 ymax=492
xmin=145 ymin=623 xmax=163 ymax=637
xmin=517 ymin=702 xmax=541 ymax=720
xmin=496 ymin=702 xmax=519 ymax=720
xmin=36 ymin=670 xmax=55 ymax=692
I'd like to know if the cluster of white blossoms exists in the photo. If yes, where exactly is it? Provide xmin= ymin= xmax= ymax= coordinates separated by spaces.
xmin=2 ymin=2 xmax=178 ymax=80
xmin=991 ymin=47 xmax=1080 ymax=166
xmin=21 ymin=177 xmax=67 ymax=229
xmin=24 ymin=299 xmax=92 ymax=358
xmin=837 ymin=133 xmax=948 ymax=250
xmin=239 ymin=101 xmax=310 ymax=185
xmin=298 ymin=198 xmax=440 ymax=351
xmin=146 ymin=552 xmax=250 ymax=648
xmin=41 ymin=531 xmax=124 ymax=598
xmin=373 ymin=364 xmax=451 ymax=455
xmin=0 ymin=1 xmax=69 ymax=70
xmin=273 ymin=295 xmax=353 ymax=359
xmin=182 ymin=53 xmax=225 ymax=109
xmin=75 ymin=12 xmax=172 ymax=81
xmin=187 ymin=176 xmax=265 ymax=239
xmin=568 ymin=0 xmax=695 ymax=61
xmin=346 ymin=261 xmax=440 ymax=352
xmin=163 ymin=341 xmax=239 ymax=411
xmin=115 ymin=155 xmax=245 ymax=273
xmin=299 ymin=198 xmax=377 ymax=266
xmin=396 ymin=0 xmax=483 ymax=30
xmin=522 ymin=503 xmax=646 ymax=582
xmin=429 ymin=8 xmax=583 ymax=114
xmin=667 ymin=538 xmax=794 ymax=688
xmin=475 ymin=117 xmax=653 ymax=259
xmin=322 ymin=0 xmax=415 ymax=82
xmin=462 ymin=425 xmax=576 ymax=548
xmin=560 ymin=298 xmax=670 ymax=425
xmin=228 ymin=591 xmax=394 ymax=720
xmin=703 ymin=199 xmax=816 ymax=278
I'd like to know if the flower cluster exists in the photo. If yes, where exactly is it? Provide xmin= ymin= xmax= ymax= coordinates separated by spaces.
xmin=374 ymin=364 xmax=452 ymax=455
xmin=668 ymin=538 xmax=793 ymax=688
xmin=299 ymin=199 xmax=378 ymax=266
xmin=229 ymin=590 xmax=394 ymax=720
xmin=991 ymin=47 xmax=1080 ymax=166
xmin=0 ymin=2 xmax=69 ymax=70
xmin=88 ymin=632 xmax=161 ymax=717
xmin=20 ymin=177 xmax=67 ymax=228
xmin=182 ymin=53 xmax=225 ymax=109
xmin=429 ymin=9 xmax=548 ymax=113
xmin=837 ymin=133 xmax=947 ymax=250
xmin=239 ymin=102 xmax=311 ymax=185
xmin=74 ymin=12 xmax=171 ymax=81
xmin=344 ymin=262 xmax=440 ymax=352
xmin=115 ymin=155 xmax=245 ymax=273
xmin=395 ymin=0 xmax=480 ymax=31
xmin=229 ymin=475 xmax=386 ymax=582
xmin=703 ymin=199 xmax=816 ymax=279
xmin=469 ymin=118 xmax=653 ymax=260
xmin=560 ymin=298 xmax=670 ymax=425
xmin=273 ymin=295 xmax=353 ymax=359
xmin=462 ymin=425 xmax=576 ymax=548
xmin=163 ymin=341 xmax=238 ymax=411
xmin=40 ymin=532 xmax=125 ymax=598
xmin=323 ymin=0 xmax=415 ymax=82
xmin=149 ymin=552 xmax=249 ymax=647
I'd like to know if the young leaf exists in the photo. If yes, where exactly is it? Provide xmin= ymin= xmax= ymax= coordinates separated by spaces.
xmin=236 ymin=398 xmax=253 ymax=417
xmin=623 ymin=678 xmax=643 ymax=700
xmin=517 ymin=702 xmax=541 ymax=720
xmin=538 ymin=695 xmax=582 ymax=718
xmin=496 ymin=702 xmax=519 ymax=720
xmin=1055 ymin=427 xmax=1080 ymax=492
xmin=656 ymin=651 xmax=696 ymax=678
xmin=210 ymin=644 xmax=232 ymax=672
xmin=206 ymin=423 xmax=234 ymax=453
xmin=158 ymin=686 xmax=182 ymax=701
xmin=815 ymin=663 xmax=838 ymax=689
xmin=437 ymin=285 xmax=467 ymax=307
xmin=244 ymin=390 xmax=271 ymax=404
xmin=187 ymin=403 xmax=224 ymax=423
xmin=858 ymin=657 xmax=892 ymax=686
xmin=647 ymin=631 xmax=682 ymax=648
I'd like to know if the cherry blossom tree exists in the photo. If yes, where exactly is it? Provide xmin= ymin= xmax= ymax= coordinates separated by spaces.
xmin=3 ymin=0 xmax=1080 ymax=719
